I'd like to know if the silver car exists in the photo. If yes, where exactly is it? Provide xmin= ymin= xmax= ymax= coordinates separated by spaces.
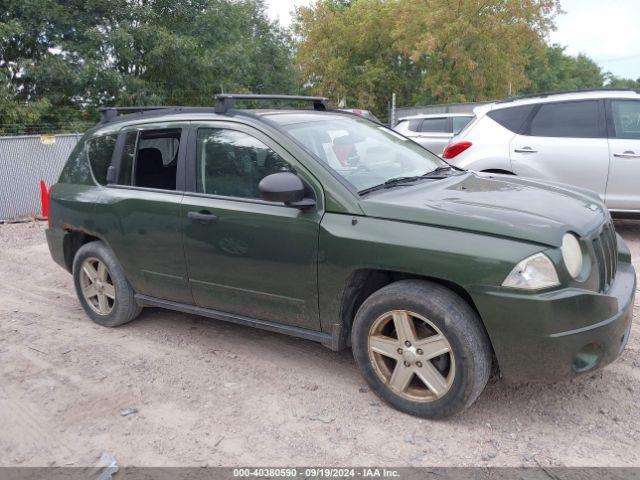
xmin=394 ymin=113 xmax=473 ymax=154
xmin=444 ymin=89 xmax=640 ymax=216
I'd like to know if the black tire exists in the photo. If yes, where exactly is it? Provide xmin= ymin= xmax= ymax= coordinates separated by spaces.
xmin=351 ymin=279 xmax=492 ymax=418
xmin=72 ymin=241 xmax=142 ymax=327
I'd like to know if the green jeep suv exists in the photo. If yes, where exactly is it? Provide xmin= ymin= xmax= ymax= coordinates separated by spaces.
xmin=46 ymin=94 xmax=636 ymax=418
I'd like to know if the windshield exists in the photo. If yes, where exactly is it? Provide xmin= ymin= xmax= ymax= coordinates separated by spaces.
xmin=268 ymin=113 xmax=447 ymax=192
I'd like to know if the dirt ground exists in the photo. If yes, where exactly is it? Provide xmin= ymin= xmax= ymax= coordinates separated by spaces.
xmin=0 ymin=220 xmax=638 ymax=468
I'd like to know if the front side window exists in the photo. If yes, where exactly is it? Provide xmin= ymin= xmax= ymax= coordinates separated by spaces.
xmin=611 ymin=100 xmax=640 ymax=139
xmin=116 ymin=129 xmax=181 ymax=190
xmin=419 ymin=118 xmax=448 ymax=133
xmin=196 ymin=128 xmax=293 ymax=199
xmin=270 ymin=113 xmax=446 ymax=192
xmin=86 ymin=134 xmax=117 ymax=185
xmin=528 ymin=100 xmax=601 ymax=138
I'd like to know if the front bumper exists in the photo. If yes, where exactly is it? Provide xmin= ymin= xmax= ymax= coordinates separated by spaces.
xmin=470 ymin=246 xmax=636 ymax=383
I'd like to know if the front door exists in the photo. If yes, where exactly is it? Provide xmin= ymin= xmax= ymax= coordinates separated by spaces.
xmin=510 ymin=99 xmax=610 ymax=197
xmin=181 ymin=122 xmax=323 ymax=330
xmin=605 ymin=99 xmax=640 ymax=211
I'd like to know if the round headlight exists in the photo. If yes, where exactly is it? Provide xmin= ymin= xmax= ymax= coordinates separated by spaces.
xmin=561 ymin=233 xmax=583 ymax=278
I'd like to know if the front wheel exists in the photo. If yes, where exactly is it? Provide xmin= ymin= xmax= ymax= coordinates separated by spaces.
xmin=351 ymin=280 xmax=492 ymax=418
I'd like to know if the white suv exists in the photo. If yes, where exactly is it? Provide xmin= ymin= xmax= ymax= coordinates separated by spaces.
xmin=443 ymin=89 xmax=640 ymax=215
xmin=394 ymin=113 xmax=473 ymax=154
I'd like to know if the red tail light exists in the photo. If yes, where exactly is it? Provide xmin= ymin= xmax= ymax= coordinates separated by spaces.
xmin=442 ymin=141 xmax=472 ymax=159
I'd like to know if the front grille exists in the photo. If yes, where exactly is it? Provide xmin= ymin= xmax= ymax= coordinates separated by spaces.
xmin=592 ymin=221 xmax=618 ymax=292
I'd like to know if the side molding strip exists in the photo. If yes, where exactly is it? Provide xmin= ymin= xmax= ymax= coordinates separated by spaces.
xmin=135 ymin=294 xmax=334 ymax=346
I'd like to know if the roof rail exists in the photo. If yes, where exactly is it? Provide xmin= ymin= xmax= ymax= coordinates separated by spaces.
xmin=98 ymin=106 xmax=182 ymax=122
xmin=496 ymin=87 xmax=639 ymax=104
xmin=214 ymin=94 xmax=329 ymax=114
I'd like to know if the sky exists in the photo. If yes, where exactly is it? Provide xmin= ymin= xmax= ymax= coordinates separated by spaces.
xmin=264 ymin=0 xmax=640 ymax=80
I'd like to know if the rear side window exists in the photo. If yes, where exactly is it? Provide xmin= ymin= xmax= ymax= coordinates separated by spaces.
xmin=487 ymin=105 xmax=535 ymax=133
xmin=86 ymin=134 xmax=117 ymax=185
xmin=418 ymin=118 xmax=448 ymax=133
xmin=116 ymin=129 xmax=181 ymax=190
xmin=611 ymin=100 xmax=640 ymax=139
xmin=529 ymin=100 xmax=601 ymax=138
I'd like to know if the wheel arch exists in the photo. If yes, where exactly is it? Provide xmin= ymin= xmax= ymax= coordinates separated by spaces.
xmin=62 ymin=228 xmax=102 ymax=272
xmin=335 ymin=268 xmax=497 ymax=370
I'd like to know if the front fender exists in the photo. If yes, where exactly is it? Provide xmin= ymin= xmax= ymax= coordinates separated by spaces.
xmin=318 ymin=213 xmax=544 ymax=335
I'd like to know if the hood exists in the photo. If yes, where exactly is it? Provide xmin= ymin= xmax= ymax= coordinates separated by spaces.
xmin=360 ymin=172 xmax=607 ymax=247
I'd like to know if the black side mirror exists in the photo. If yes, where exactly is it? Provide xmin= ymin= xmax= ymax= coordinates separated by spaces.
xmin=258 ymin=172 xmax=316 ymax=209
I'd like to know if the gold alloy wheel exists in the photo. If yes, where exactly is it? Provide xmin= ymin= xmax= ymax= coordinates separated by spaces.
xmin=79 ymin=257 xmax=115 ymax=315
xmin=368 ymin=310 xmax=455 ymax=402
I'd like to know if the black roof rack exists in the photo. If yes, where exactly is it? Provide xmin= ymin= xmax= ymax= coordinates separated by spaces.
xmin=214 ymin=94 xmax=329 ymax=114
xmin=97 ymin=94 xmax=330 ymax=124
xmin=496 ymin=87 xmax=639 ymax=104
xmin=98 ymin=106 xmax=185 ymax=122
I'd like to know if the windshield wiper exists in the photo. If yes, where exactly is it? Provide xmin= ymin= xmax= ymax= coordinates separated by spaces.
xmin=358 ymin=175 xmax=429 ymax=196
xmin=422 ymin=165 xmax=464 ymax=176
xmin=358 ymin=165 xmax=466 ymax=196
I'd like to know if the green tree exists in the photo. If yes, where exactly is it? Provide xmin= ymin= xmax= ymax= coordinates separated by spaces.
xmin=0 ymin=0 xmax=296 ymax=134
xmin=523 ymin=44 xmax=605 ymax=93
xmin=605 ymin=74 xmax=640 ymax=89
xmin=294 ymin=0 xmax=561 ymax=116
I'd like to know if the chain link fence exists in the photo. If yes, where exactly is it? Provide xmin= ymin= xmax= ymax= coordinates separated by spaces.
xmin=0 ymin=134 xmax=82 ymax=221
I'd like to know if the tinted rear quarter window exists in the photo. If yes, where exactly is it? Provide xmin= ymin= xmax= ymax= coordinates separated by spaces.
xmin=419 ymin=118 xmax=448 ymax=133
xmin=452 ymin=116 xmax=473 ymax=134
xmin=529 ymin=100 xmax=600 ymax=138
xmin=408 ymin=119 xmax=422 ymax=131
xmin=487 ymin=105 xmax=535 ymax=133
xmin=58 ymin=140 xmax=93 ymax=185
xmin=86 ymin=134 xmax=117 ymax=185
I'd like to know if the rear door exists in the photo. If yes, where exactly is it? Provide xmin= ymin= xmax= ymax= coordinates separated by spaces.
xmin=181 ymin=121 xmax=323 ymax=330
xmin=96 ymin=122 xmax=192 ymax=303
xmin=605 ymin=99 xmax=640 ymax=211
xmin=510 ymin=99 xmax=610 ymax=197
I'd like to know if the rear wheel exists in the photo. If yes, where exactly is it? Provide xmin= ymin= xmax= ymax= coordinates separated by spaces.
xmin=351 ymin=280 xmax=492 ymax=418
xmin=72 ymin=241 xmax=141 ymax=327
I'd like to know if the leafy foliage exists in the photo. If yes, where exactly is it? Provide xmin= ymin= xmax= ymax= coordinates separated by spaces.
xmin=294 ymin=0 xmax=638 ymax=117
xmin=294 ymin=0 xmax=561 ymax=116
xmin=524 ymin=44 xmax=605 ymax=93
xmin=1 ymin=0 xmax=638 ymax=133
xmin=0 ymin=0 xmax=296 ymax=134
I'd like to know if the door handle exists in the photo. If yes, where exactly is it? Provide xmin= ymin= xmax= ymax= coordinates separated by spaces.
xmin=188 ymin=210 xmax=218 ymax=223
xmin=514 ymin=146 xmax=537 ymax=153
xmin=613 ymin=151 xmax=640 ymax=158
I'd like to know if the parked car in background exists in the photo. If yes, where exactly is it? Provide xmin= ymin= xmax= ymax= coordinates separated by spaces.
xmin=443 ymin=89 xmax=640 ymax=216
xmin=338 ymin=108 xmax=382 ymax=124
xmin=394 ymin=113 xmax=474 ymax=154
